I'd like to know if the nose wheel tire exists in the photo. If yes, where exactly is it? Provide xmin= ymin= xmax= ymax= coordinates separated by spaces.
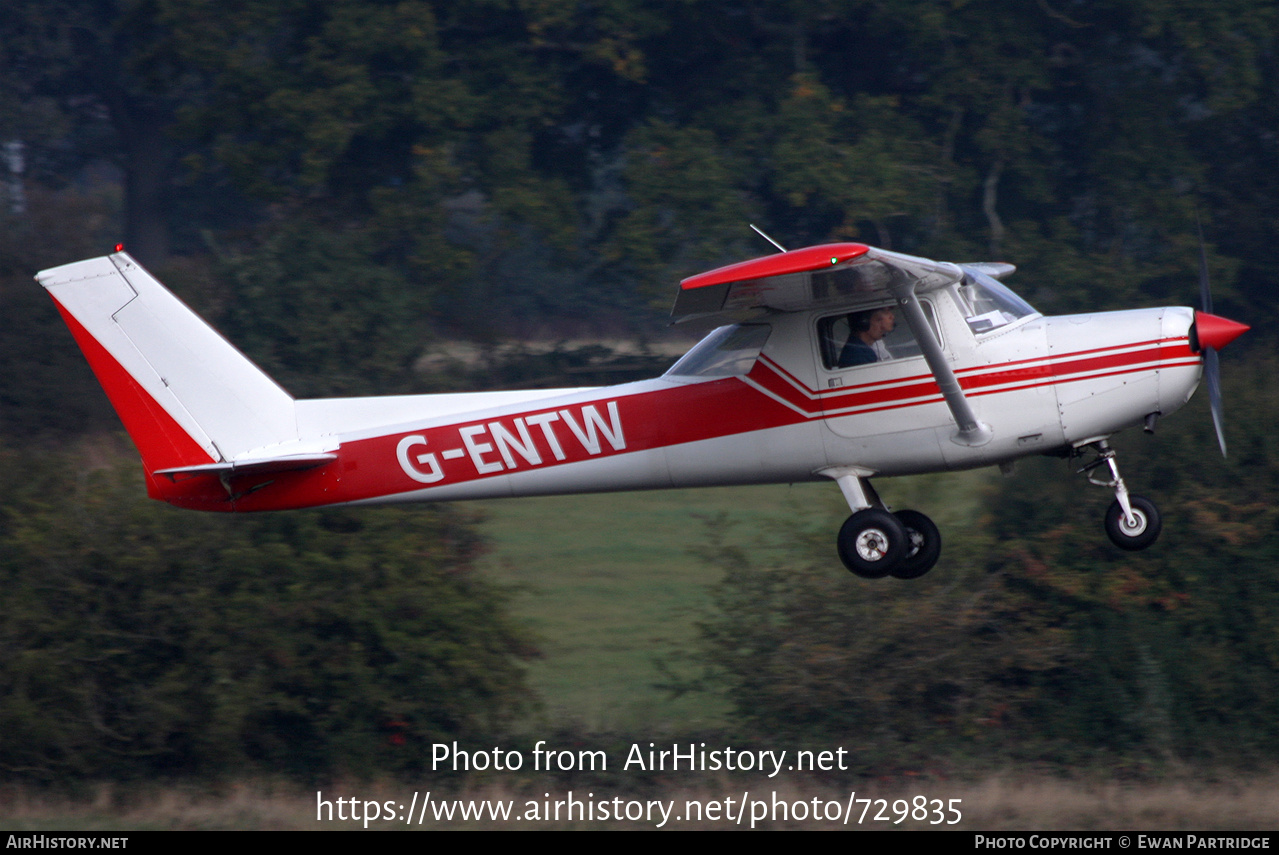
xmin=1104 ymin=496 xmax=1162 ymax=551
xmin=838 ymin=509 xmax=907 ymax=578
xmin=890 ymin=510 xmax=941 ymax=579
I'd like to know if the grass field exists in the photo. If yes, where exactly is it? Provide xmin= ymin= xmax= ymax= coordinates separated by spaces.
xmin=469 ymin=471 xmax=994 ymax=733
xmin=13 ymin=469 xmax=1275 ymax=832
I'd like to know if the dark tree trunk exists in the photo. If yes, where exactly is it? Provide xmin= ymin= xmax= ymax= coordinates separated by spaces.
xmin=105 ymin=90 xmax=171 ymax=267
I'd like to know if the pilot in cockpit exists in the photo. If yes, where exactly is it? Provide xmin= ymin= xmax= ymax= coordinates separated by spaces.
xmin=839 ymin=307 xmax=896 ymax=366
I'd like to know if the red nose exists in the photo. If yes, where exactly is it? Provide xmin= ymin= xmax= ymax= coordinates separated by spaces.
xmin=1194 ymin=311 xmax=1249 ymax=352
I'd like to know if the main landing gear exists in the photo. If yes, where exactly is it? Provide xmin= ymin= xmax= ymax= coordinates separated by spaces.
xmin=1075 ymin=439 xmax=1162 ymax=551
xmin=826 ymin=469 xmax=941 ymax=580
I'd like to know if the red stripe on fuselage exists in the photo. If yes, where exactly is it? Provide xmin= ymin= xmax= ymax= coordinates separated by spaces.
xmin=751 ymin=338 xmax=1194 ymax=417
xmin=297 ymin=374 xmax=804 ymax=511
xmin=332 ymin=337 xmax=1193 ymax=504
xmin=167 ymin=335 xmax=1200 ymax=512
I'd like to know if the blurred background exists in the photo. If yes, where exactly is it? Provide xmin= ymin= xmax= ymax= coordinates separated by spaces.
xmin=0 ymin=0 xmax=1276 ymax=802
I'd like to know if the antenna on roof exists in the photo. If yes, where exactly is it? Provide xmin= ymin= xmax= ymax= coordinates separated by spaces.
xmin=749 ymin=224 xmax=787 ymax=253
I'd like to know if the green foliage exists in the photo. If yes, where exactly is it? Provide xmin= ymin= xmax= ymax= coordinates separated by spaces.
xmin=770 ymin=81 xmax=943 ymax=248
xmin=696 ymin=509 xmax=1078 ymax=768
xmin=605 ymin=120 xmax=758 ymax=300
xmin=7 ymin=0 xmax=1279 ymax=788
xmin=0 ymin=446 xmax=534 ymax=783
xmin=698 ymin=350 xmax=1279 ymax=769
xmin=0 ymin=187 xmax=126 ymax=438
xmin=160 ymin=0 xmax=463 ymax=202
xmin=980 ymin=351 xmax=1279 ymax=764
xmin=7 ymin=0 xmax=1279 ymax=337
xmin=211 ymin=220 xmax=432 ymax=397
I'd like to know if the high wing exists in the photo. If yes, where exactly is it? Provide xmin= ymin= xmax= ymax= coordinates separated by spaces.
xmin=671 ymin=243 xmax=963 ymax=324
xmin=672 ymin=242 xmax=991 ymax=446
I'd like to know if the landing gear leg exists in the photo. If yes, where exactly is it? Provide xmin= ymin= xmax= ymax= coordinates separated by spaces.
xmin=1077 ymin=440 xmax=1162 ymax=550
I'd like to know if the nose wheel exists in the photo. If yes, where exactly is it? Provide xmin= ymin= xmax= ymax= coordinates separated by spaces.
xmin=1104 ymin=495 xmax=1161 ymax=551
xmin=1077 ymin=440 xmax=1162 ymax=551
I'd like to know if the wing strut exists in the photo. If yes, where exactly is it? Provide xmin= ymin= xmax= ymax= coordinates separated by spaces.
xmin=886 ymin=271 xmax=992 ymax=447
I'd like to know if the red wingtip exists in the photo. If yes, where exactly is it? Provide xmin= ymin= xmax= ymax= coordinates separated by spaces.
xmin=1194 ymin=312 xmax=1250 ymax=352
xmin=680 ymin=243 xmax=870 ymax=290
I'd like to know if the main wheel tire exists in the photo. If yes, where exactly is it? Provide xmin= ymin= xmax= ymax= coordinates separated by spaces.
xmin=891 ymin=510 xmax=941 ymax=579
xmin=1104 ymin=496 xmax=1162 ymax=551
xmin=837 ymin=509 xmax=907 ymax=578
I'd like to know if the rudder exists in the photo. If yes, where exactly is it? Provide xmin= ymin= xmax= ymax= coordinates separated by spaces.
xmin=37 ymin=253 xmax=298 ymax=481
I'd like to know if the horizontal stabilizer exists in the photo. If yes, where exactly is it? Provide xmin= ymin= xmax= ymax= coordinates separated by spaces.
xmin=155 ymin=453 xmax=338 ymax=482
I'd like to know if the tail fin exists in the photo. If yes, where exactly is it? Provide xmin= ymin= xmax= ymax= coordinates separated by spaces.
xmin=37 ymin=252 xmax=298 ymax=484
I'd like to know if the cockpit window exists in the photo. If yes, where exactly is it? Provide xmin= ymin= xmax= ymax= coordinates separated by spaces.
xmin=818 ymin=302 xmax=937 ymax=370
xmin=666 ymin=324 xmax=771 ymax=377
xmin=957 ymin=267 xmax=1038 ymax=334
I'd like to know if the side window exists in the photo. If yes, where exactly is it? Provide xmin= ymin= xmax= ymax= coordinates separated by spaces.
xmin=818 ymin=303 xmax=938 ymax=370
xmin=666 ymin=324 xmax=772 ymax=377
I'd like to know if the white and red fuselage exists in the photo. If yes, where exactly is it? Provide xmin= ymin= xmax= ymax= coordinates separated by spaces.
xmin=37 ymin=248 xmax=1237 ymax=519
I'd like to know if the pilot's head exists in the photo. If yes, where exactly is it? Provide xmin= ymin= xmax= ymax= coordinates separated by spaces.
xmin=851 ymin=307 xmax=895 ymax=343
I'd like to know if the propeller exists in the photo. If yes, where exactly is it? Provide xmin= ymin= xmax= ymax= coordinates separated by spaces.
xmin=1193 ymin=221 xmax=1249 ymax=457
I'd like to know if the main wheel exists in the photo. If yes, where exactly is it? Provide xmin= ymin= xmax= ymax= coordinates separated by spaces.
xmin=1104 ymin=496 xmax=1162 ymax=551
xmin=891 ymin=510 xmax=941 ymax=579
xmin=837 ymin=509 xmax=907 ymax=578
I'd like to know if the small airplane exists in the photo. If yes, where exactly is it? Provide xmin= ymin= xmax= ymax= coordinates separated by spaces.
xmin=37 ymin=237 xmax=1248 ymax=579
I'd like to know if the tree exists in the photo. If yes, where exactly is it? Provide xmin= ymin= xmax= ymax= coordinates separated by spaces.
xmin=695 ymin=506 xmax=1079 ymax=768
xmin=698 ymin=349 xmax=1279 ymax=768
xmin=980 ymin=350 xmax=1279 ymax=764
xmin=0 ymin=0 xmax=194 ymax=265
xmin=0 ymin=447 xmax=534 ymax=781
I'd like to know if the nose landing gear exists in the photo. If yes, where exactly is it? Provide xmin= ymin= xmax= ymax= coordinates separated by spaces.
xmin=1076 ymin=440 xmax=1162 ymax=550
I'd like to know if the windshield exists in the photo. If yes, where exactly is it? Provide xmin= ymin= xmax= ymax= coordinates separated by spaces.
xmin=666 ymin=324 xmax=771 ymax=377
xmin=957 ymin=267 xmax=1038 ymax=334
